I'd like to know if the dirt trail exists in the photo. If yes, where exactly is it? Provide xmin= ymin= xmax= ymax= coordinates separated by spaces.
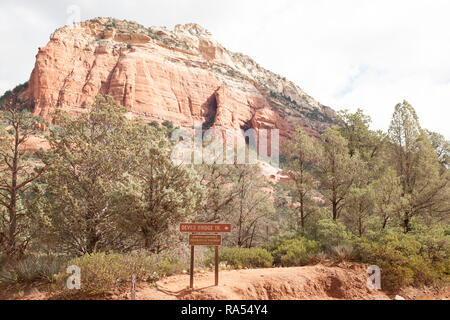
xmin=135 ymin=264 xmax=392 ymax=300
xmin=12 ymin=264 xmax=448 ymax=300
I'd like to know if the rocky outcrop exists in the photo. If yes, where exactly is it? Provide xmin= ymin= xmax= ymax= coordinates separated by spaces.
xmin=23 ymin=18 xmax=335 ymax=138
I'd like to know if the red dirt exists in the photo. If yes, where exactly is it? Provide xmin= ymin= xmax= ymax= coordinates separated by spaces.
xmin=138 ymin=264 xmax=390 ymax=300
xmin=11 ymin=264 xmax=449 ymax=300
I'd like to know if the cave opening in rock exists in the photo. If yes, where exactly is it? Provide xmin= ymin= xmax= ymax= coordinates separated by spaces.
xmin=202 ymin=93 xmax=218 ymax=130
xmin=240 ymin=119 xmax=253 ymax=131
xmin=240 ymin=119 xmax=254 ymax=145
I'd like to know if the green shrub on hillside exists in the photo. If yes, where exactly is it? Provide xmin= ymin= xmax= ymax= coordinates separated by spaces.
xmin=306 ymin=219 xmax=354 ymax=251
xmin=270 ymin=237 xmax=319 ymax=267
xmin=354 ymin=231 xmax=450 ymax=292
xmin=158 ymin=256 xmax=186 ymax=276
xmin=210 ymin=247 xmax=273 ymax=269
xmin=0 ymin=82 xmax=29 ymax=108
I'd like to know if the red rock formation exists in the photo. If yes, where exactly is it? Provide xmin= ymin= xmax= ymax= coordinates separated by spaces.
xmin=22 ymin=18 xmax=335 ymax=139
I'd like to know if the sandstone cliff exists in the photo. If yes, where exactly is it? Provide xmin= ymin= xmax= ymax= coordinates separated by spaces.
xmin=22 ymin=18 xmax=335 ymax=138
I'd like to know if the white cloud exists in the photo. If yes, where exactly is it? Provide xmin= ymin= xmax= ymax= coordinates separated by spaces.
xmin=0 ymin=0 xmax=449 ymax=138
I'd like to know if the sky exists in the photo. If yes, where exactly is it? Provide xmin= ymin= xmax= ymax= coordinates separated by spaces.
xmin=0 ymin=0 xmax=449 ymax=138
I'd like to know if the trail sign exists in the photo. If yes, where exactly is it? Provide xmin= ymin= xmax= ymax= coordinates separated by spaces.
xmin=189 ymin=234 xmax=222 ymax=246
xmin=181 ymin=222 xmax=231 ymax=289
xmin=180 ymin=223 xmax=231 ymax=233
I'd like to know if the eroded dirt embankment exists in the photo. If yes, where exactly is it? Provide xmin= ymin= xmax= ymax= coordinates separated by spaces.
xmin=13 ymin=264 xmax=449 ymax=300
xmin=136 ymin=264 xmax=391 ymax=300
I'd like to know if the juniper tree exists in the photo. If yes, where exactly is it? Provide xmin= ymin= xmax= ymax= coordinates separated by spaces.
xmin=40 ymin=95 xmax=205 ymax=254
xmin=39 ymin=96 xmax=142 ymax=254
xmin=0 ymin=95 xmax=45 ymax=261
xmin=114 ymin=126 xmax=205 ymax=253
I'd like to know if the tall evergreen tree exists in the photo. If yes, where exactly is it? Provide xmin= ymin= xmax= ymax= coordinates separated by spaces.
xmin=283 ymin=127 xmax=319 ymax=230
xmin=316 ymin=127 xmax=362 ymax=220
xmin=230 ymin=165 xmax=275 ymax=248
xmin=388 ymin=101 xmax=449 ymax=232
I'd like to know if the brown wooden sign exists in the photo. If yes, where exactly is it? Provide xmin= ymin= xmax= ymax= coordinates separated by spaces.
xmin=189 ymin=234 xmax=222 ymax=246
xmin=180 ymin=223 xmax=232 ymax=233
xmin=180 ymin=222 xmax=231 ymax=289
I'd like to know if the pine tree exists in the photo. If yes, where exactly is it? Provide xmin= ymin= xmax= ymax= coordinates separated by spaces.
xmin=336 ymin=108 xmax=384 ymax=161
xmin=316 ymin=127 xmax=362 ymax=220
xmin=283 ymin=127 xmax=319 ymax=230
xmin=388 ymin=101 xmax=449 ymax=232
xmin=230 ymin=165 xmax=275 ymax=248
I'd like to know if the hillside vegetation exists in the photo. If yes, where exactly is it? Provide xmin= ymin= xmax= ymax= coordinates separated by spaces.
xmin=0 ymin=93 xmax=448 ymax=297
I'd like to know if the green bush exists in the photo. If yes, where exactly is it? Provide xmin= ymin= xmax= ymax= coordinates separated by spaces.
xmin=306 ymin=218 xmax=354 ymax=251
xmin=354 ymin=231 xmax=449 ymax=292
xmin=270 ymin=237 xmax=319 ymax=267
xmin=211 ymin=247 xmax=273 ymax=269
xmin=158 ymin=256 xmax=185 ymax=276
xmin=0 ymin=82 xmax=29 ymax=107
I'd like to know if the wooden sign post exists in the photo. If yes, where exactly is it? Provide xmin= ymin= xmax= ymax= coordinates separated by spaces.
xmin=180 ymin=223 xmax=231 ymax=289
xmin=215 ymin=246 xmax=219 ymax=286
xmin=190 ymin=245 xmax=194 ymax=289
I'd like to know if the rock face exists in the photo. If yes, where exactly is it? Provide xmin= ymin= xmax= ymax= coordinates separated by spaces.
xmin=24 ymin=18 xmax=335 ymax=138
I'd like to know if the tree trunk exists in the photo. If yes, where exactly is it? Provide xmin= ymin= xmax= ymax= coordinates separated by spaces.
xmin=382 ymin=217 xmax=388 ymax=230
xmin=299 ymin=193 xmax=305 ymax=230
xmin=6 ymin=125 xmax=19 ymax=261
xmin=86 ymin=219 xmax=100 ymax=254
xmin=332 ymin=200 xmax=338 ymax=221
xmin=358 ymin=216 xmax=362 ymax=237
xmin=237 ymin=189 xmax=244 ymax=247
xmin=248 ymin=224 xmax=257 ymax=248
xmin=403 ymin=213 xmax=411 ymax=233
